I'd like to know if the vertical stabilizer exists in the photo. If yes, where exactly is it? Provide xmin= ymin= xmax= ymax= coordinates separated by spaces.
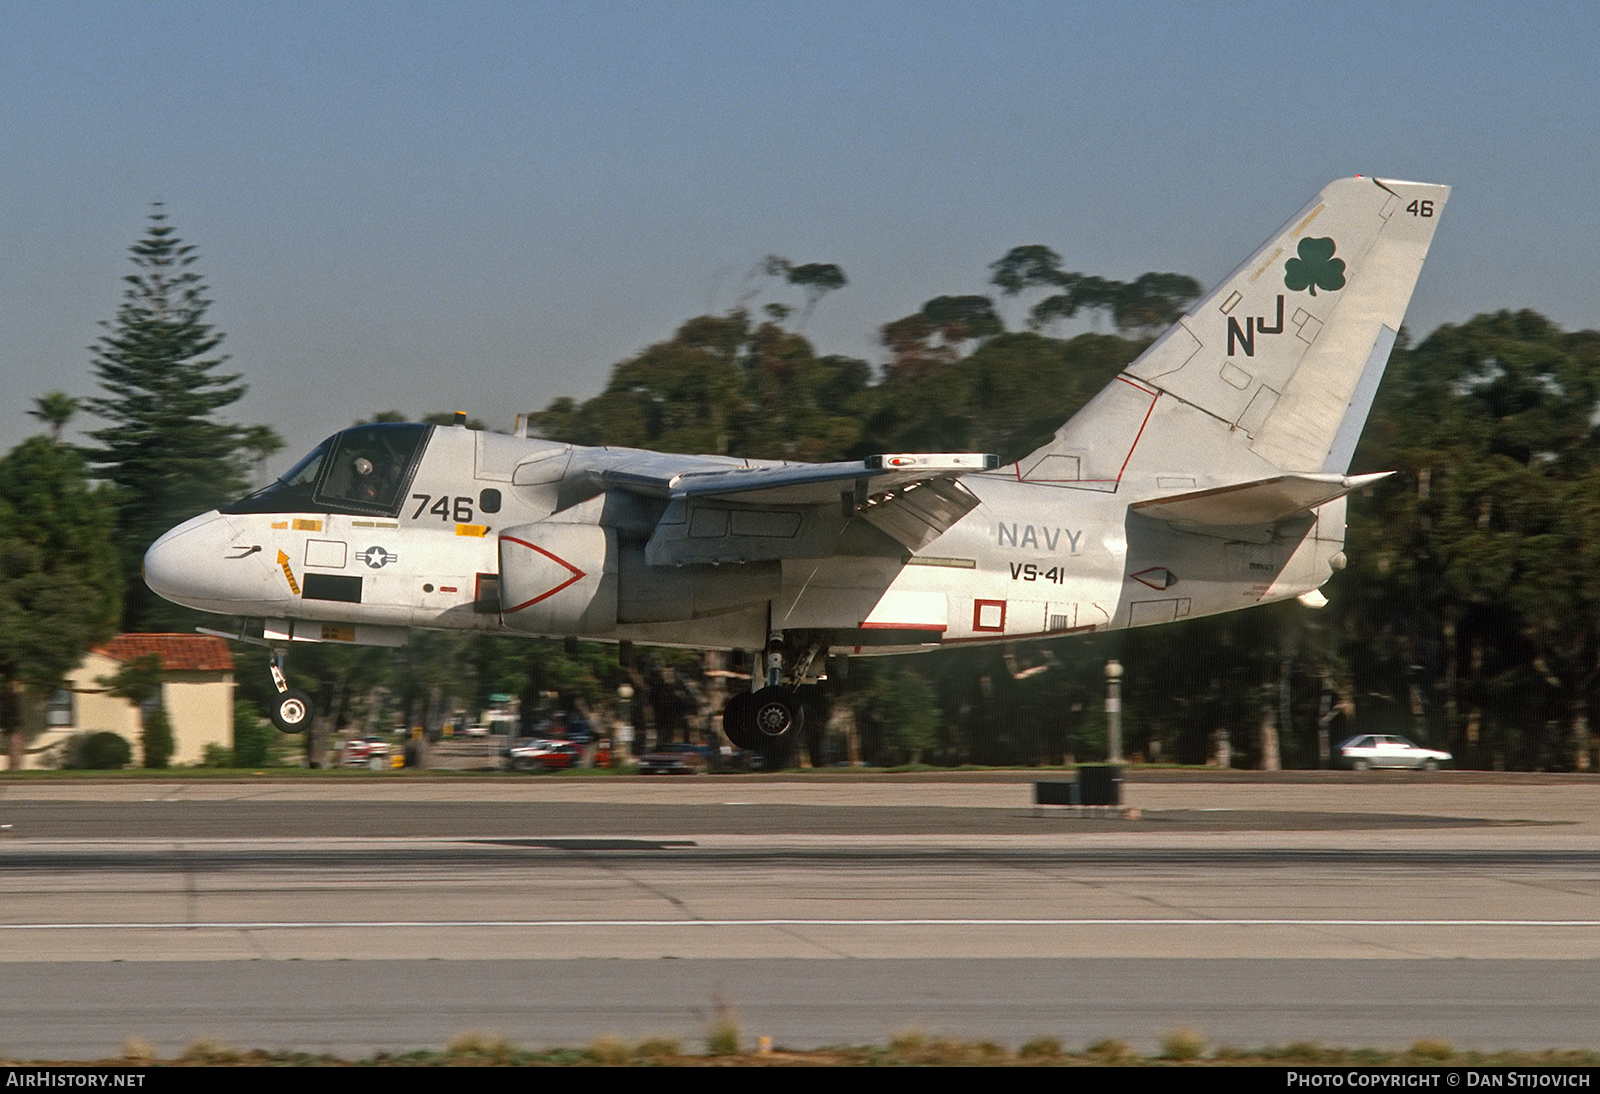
xmin=1018 ymin=177 xmax=1448 ymax=489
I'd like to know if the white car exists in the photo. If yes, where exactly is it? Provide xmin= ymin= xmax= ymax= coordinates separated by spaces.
xmin=339 ymin=737 xmax=394 ymax=768
xmin=1336 ymin=734 xmax=1452 ymax=771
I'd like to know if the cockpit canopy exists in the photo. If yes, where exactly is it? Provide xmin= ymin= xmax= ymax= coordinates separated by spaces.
xmin=222 ymin=423 xmax=432 ymax=518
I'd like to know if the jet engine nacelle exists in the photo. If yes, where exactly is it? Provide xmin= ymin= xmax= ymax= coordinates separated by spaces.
xmin=499 ymin=518 xmax=784 ymax=636
xmin=499 ymin=522 xmax=618 ymax=635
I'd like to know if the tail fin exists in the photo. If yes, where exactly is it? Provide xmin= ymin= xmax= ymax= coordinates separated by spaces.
xmin=1017 ymin=177 xmax=1449 ymax=490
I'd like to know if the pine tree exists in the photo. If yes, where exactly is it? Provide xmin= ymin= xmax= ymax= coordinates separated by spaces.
xmin=86 ymin=206 xmax=248 ymax=629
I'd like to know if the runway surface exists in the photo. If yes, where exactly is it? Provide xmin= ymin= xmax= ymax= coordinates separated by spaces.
xmin=2 ymin=771 xmax=1598 ymax=1059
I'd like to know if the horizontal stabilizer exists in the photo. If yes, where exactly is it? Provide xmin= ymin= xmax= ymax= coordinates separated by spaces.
xmin=1129 ymin=472 xmax=1390 ymax=527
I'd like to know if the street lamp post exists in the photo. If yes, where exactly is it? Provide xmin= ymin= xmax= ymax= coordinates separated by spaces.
xmin=1105 ymin=659 xmax=1123 ymax=764
xmin=615 ymin=683 xmax=634 ymax=765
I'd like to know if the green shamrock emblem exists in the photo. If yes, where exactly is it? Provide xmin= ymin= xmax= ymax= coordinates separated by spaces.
xmin=1283 ymin=237 xmax=1346 ymax=296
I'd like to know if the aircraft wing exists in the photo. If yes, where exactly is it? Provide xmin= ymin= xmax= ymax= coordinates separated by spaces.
xmin=1128 ymin=472 xmax=1390 ymax=527
xmin=597 ymin=452 xmax=1000 ymax=563
xmin=600 ymin=452 xmax=997 ymax=506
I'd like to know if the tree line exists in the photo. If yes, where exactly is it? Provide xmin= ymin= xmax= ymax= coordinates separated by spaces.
xmin=4 ymin=209 xmax=1595 ymax=770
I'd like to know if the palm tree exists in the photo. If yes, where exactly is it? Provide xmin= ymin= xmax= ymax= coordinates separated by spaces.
xmin=28 ymin=392 xmax=79 ymax=443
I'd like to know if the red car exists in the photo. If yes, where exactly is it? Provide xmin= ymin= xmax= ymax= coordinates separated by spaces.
xmin=503 ymin=737 xmax=580 ymax=771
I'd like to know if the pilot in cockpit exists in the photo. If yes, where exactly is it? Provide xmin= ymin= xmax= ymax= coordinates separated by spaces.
xmin=352 ymin=456 xmax=379 ymax=500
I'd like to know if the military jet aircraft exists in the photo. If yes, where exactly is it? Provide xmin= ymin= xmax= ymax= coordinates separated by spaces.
xmin=145 ymin=176 xmax=1449 ymax=744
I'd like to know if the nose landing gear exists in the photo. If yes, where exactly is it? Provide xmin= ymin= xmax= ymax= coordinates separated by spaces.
xmin=268 ymin=653 xmax=314 ymax=733
xmin=197 ymin=623 xmax=317 ymax=734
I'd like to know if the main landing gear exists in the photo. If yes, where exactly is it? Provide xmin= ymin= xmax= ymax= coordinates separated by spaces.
xmin=722 ymin=687 xmax=802 ymax=751
xmin=721 ymin=634 xmax=819 ymax=752
xmin=268 ymin=652 xmax=313 ymax=733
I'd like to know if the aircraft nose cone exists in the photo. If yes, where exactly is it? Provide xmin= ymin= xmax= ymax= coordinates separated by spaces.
xmin=144 ymin=512 xmax=287 ymax=613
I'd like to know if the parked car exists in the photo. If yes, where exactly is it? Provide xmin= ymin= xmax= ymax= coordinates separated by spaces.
xmin=340 ymin=737 xmax=393 ymax=768
xmin=639 ymin=742 xmax=710 ymax=775
xmin=523 ymin=715 xmax=596 ymax=746
xmin=1336 ymin=734 xmax=1452 ymax=771
xmin=502 ymin=737 xmax=579 ymax=772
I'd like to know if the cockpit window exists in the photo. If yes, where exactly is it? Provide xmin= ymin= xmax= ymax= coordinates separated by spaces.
xmin=271 ymin=446 xmax=327 ymax=500
xmin=319 ymin=424 xmax=429 ymax=512
xmin=222 ymin=423 xmax=432 ymax=517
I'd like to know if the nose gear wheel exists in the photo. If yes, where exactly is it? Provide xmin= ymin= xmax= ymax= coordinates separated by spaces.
xmin=272 ymin=689 xmax=312 ymax=733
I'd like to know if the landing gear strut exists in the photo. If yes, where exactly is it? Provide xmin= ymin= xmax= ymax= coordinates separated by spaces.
xmin=268 ymin=652 xmax=313 ymax=733
xmin=720 ymin=633 xmax=821 ymax=751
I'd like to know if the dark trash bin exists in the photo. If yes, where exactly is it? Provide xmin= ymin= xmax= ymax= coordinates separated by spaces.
xmin=1034 ymin=780 xmax=1080 ymax=806
xmin=1077 ymin=764 xmax=1122 ymax=806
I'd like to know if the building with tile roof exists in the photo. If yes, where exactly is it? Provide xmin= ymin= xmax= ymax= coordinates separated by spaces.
xmin=20 ymin=634 xmax=235 ymax=769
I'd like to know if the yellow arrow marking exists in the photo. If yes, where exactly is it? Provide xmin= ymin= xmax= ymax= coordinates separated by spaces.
xmin=276 ymin=550 xmax=301 ymax=595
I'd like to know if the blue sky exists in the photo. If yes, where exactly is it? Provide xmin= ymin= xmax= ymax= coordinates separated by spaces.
xmin=3 ymin=0 xmax=1595 ymax=462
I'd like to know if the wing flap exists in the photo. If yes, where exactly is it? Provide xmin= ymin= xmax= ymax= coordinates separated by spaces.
xmin=632 ymin=453 xmax=997 ymax=563
xmin=858 ymin=476 xmax=984 ymax=552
